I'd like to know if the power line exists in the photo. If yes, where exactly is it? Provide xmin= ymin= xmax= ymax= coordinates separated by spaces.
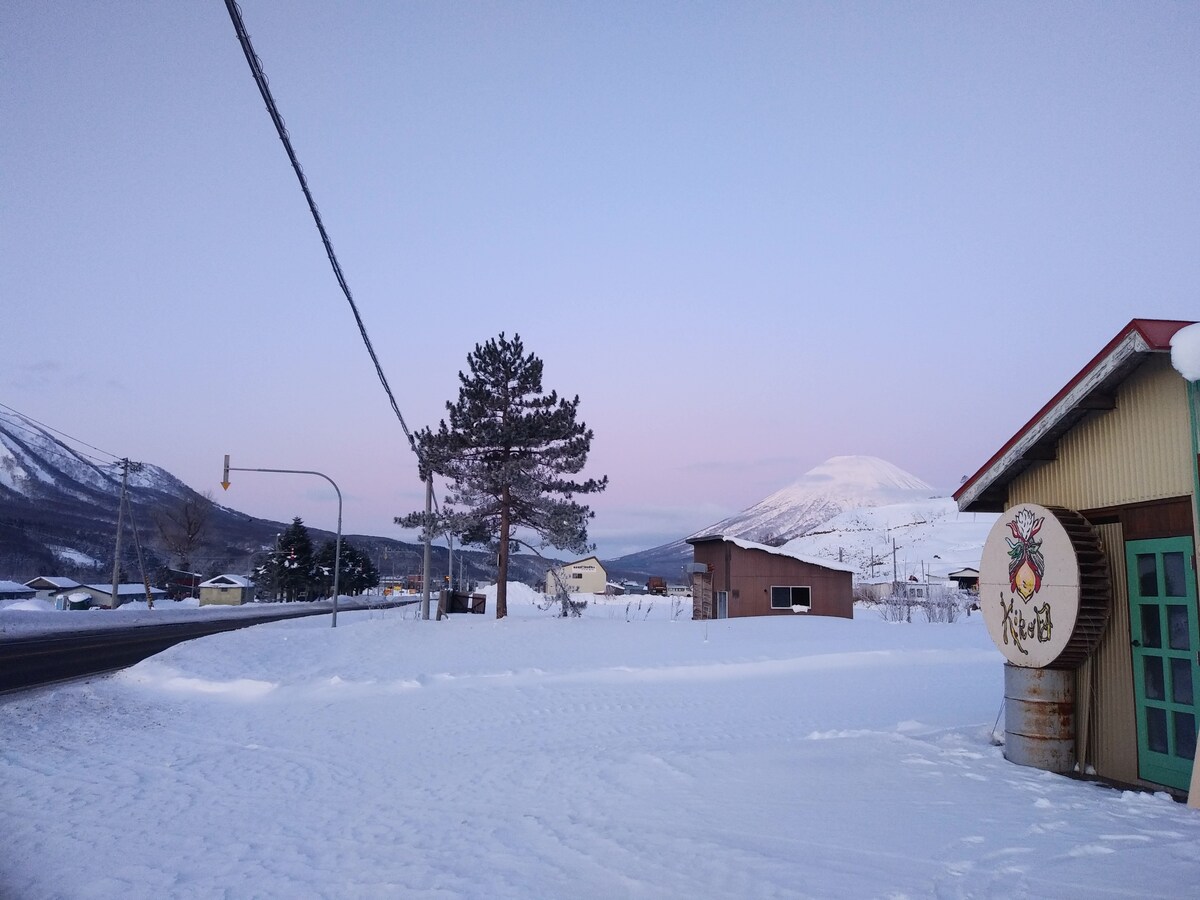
xmin=0 ymin=402 xmax=120 ymax=465
xmin=222 ymin=0 xmax=419 ymax=462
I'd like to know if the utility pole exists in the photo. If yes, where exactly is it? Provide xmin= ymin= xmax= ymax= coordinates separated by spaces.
xmin=421 ymin=477 xmax=432 ymax=620
xmin=110 ymin=458 xmax=129 ymax=609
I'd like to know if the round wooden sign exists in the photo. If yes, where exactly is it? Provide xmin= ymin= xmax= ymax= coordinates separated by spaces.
xmin=978 ymin=504 xmax=1109 ymax=668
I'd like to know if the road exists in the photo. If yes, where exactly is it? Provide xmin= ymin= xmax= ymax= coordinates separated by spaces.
xmin=0 ymin=597 xmax=420 ymax=694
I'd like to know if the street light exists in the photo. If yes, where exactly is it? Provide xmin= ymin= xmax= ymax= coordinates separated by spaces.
xmin=222 ymin=455 xmax=343 ymax=627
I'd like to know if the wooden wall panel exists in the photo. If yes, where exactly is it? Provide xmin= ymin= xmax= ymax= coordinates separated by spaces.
xmin=1010 ymin=356 xmax=1192 ymax=511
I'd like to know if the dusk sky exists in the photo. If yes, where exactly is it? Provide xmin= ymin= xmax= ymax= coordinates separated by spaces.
xmin=4 ymin=2 xmax=1198 ymax=560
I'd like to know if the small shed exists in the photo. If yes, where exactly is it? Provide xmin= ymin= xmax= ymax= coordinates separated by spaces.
xmin=199 ymin=574 xmax=254 ymax=606
xmin=956 ymin=318 xmax=1200 ymax=798
xmin=687 ymin=535 xmax=855 ymax=620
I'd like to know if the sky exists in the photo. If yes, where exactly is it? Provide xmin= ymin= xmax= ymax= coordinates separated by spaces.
xmin=5 ymin=594 xmax=1200 ymax=896
xmin=3 ymin=2 xmax=1198 ymax=559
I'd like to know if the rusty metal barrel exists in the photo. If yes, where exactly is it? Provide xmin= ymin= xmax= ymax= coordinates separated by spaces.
xmin=1003 ymin=663 xmax=1075 ymax=774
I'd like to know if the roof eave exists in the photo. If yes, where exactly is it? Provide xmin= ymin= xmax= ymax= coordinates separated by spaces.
xmin=955 ymin=318 xmax=1194 ymax=513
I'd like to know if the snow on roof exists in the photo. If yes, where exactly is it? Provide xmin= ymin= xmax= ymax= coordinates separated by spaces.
xmin=199 ymin=575 xmax=253 ymax=588
xmin=1171 ymin=322 xmax=1200 ymax=381
xmin=0 ymin=580 xmax=36 ymax=594
xmin=689 ymin=534 xmax=858 ymax=573
xmin=86 ymin=584 xmax=167 ymax=596
xmin=25 ymin=576 xmax=82 ymax=589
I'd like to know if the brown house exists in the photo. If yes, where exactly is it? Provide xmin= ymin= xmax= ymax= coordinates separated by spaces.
xmin=687 ymin=535 xmax=855 ymax=620
xmin=956 ymin=318 xmax=1199 ymax=799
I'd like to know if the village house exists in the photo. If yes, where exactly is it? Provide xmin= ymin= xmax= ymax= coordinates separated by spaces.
xmin=545 ymin=555 xmax=607 ymax=594
xmin=956 ymin=318 xmax=1199 ymax=800
xmin=80 ymin=583 xmax=168 ymax=609
xmin=0 ymin=580 xmax=37 ymax=602
xmin=198 ymin=574 xmax=255 ymax=606
xmin=23 ymin=576 xmax=82 ymax=599
xmin=687 ymin=535 xmax=855 ymax=619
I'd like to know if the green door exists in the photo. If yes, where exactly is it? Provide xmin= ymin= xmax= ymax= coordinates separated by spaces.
xmin=1127 ymin=537 xmax=1200 ymax=791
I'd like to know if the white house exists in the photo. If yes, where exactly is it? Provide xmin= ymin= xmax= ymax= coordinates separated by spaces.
xmin=545 ymin=556 xmax=607 ymax=594
xmin=24 ymin=576 xmax=82 ymax=599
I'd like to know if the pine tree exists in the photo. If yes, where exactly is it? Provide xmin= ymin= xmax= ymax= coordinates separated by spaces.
xmin=402 ymin=333 xmax=607 ymax=618
xmin=277 ymin=517 xmax=315 ymax=602
xmin=315 ymin=539 xmax=380 ymax=596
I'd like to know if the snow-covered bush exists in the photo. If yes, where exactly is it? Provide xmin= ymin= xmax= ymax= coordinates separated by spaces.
xmin=924 ymin=587 xmax=970 ymax=623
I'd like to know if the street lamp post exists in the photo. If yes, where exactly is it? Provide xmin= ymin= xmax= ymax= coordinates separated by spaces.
xmin=222 ymin=455 xmax=343 ymax=627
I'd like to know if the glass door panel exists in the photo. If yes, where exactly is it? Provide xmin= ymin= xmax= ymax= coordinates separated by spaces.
xmin=1127 ymin=537 xmax=1200 ymax=791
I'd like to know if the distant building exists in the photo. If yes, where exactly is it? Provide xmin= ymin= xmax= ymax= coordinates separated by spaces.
xmin=947 ymin=567 xmax=979 ymax=592
xmin=687 ymin=535 xmax=855 ymax=620
xmin=546 ymin=556 xmax=607 ymax=594
xmin=199 ymin=574 xmax=254 ymax=606
xmin=163 ymin=568 xmax=203 ymax=600
xmin=23 ymin=576 xmax=81 ymax=599
xmin=81 ymin=583 xmax=167 ymax=609
xmin=0 ymin=580 xmax=37 ymax=601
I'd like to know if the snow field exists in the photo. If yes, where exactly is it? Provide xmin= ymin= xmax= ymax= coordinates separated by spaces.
xmin=2 ymin=588 xmax=1200 ymax=898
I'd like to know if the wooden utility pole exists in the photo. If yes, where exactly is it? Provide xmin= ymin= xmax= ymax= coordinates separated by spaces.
xmin=110 ymin=458 xmax=129 ymax=609
xmin=421 ymin=477 xmax=432 ymax=620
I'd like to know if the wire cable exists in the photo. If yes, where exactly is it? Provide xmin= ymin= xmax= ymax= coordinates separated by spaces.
xmin=222 ymin=0 xmax=419 ymax=462
xmin=0 ymin=401 xmax=119 ymax=462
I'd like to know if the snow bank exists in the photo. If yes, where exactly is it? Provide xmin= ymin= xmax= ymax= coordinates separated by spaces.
xmin=0 ymin=597 xmax=56 ymax=613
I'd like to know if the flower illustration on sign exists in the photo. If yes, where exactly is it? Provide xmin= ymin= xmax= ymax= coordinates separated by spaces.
xmin=1005 ymin=508 xmax=1045 ymax=601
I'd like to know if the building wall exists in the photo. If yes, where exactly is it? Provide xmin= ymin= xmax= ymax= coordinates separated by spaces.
xmin=199 ymin=585 xmax=248 ymax=606
xmin=1008 ymin=355 xmax=1192 ymax=510
xmin=547 ymin=557 xmax=607 ymax=594
xmin=691 ymin=542 xmax=853 ymax=619
xmin=1074 ymin=521 xmax=1141 ymax=787
xmin=1006 ymin=355 xmax=1196 ymax=791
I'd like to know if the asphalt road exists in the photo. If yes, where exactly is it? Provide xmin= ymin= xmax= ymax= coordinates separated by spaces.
xmin=0 ymin=597 xmax=420 ymax=694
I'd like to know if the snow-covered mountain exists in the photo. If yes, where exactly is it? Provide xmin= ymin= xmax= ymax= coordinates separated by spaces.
xmin=781 ymin=497 xmax=997 ymax=582
xmin=0 ymin=408 xmax=554 ymax=584
xmin=0 ymin=406 xmax=240 ymax=575
xmin=693 ymin=455 xmax=936 ymax=546
xmin=1 ymin=407 xmax=194 ymax=505
xmin=605 ymin=456 xmax=985 ymax=581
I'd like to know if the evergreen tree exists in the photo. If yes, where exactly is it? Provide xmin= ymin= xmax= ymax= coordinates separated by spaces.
xmin=401 ymin=333 xmax=607 ymax=618
xmin=314 ymin=539 xmax=380 ymax=596
xmin=277 ymin=517 xmax=315 ymax=601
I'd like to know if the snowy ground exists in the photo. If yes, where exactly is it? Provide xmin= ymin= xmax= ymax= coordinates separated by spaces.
xmin=3 ymin=585 xmax=1199 ymax=898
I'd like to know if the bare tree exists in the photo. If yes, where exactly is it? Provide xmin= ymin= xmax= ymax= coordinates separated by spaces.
xmin=155 ymin=491 xmax=214 ymax=571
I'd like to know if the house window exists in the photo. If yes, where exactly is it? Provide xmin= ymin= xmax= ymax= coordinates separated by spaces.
xmin=571 ymin=573 xmax=583 ymax=579
xmin=771 ymin=586 xmax=811 ymax=610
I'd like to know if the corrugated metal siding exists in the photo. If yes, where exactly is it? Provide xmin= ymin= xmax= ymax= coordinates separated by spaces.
xmin=1076 ymin=522 xmax=1140 ymax=785
xmin=1009 ymin=356 xmax=1192 ymax=510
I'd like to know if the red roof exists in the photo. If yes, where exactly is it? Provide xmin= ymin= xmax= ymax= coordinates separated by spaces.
xmin=954 ymin=318 xmax=1195 ymax=512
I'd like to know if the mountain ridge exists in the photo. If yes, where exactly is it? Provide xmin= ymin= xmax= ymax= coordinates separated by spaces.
xmin=0 ymin=408 xmax=550 ymax=585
